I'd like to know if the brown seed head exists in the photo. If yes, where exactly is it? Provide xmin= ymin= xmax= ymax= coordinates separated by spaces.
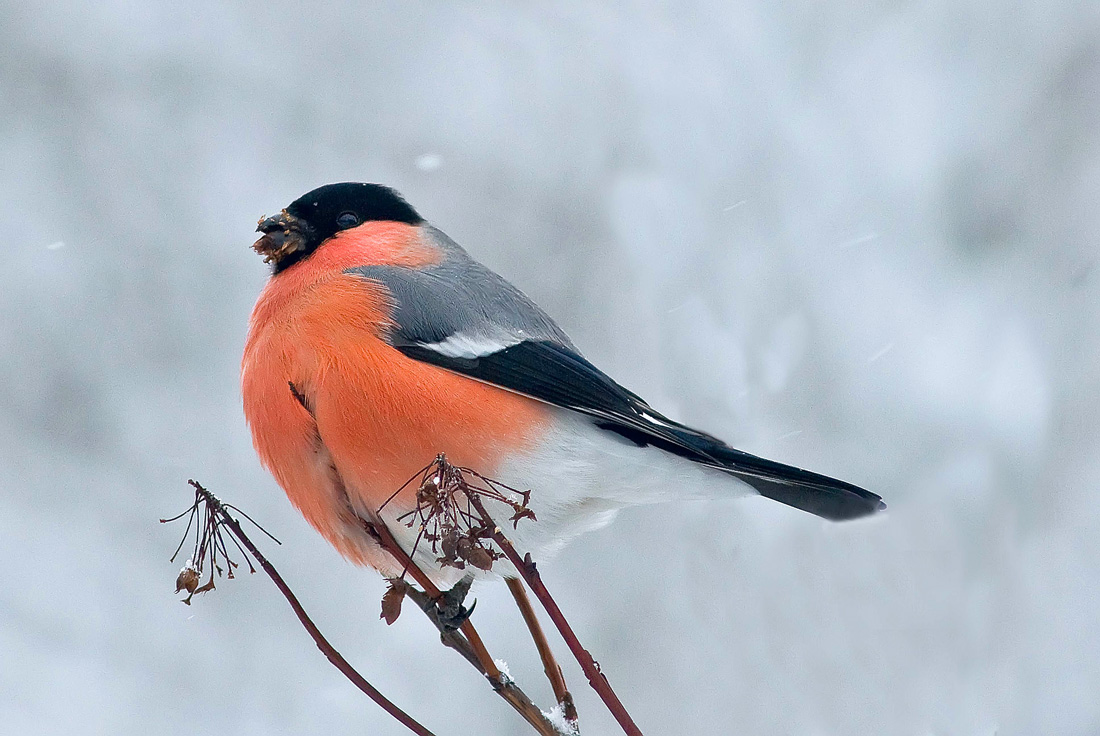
xmin=175 ymin=564 xmax=200 ymax=594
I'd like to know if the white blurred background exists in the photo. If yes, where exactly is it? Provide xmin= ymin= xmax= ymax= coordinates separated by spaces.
xmin=3 ymin=2 xmax=1098 ymax=734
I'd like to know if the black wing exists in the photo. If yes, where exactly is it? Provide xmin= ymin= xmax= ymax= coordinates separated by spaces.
xmin=399 ymin=338 xmax=884 ymax=521
xmin=346 ymin=252 xmax=883 ymax=522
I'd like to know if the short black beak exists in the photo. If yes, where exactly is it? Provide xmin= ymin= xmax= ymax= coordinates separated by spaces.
xmin=256 ymin=213 xmax=290 ymax=234
xmin=252 ymin=211 xmax=312 ymax=267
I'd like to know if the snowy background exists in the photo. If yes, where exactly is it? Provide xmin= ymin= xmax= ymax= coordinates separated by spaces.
xmin=3 ymin=2 xmax=1098 ymax=734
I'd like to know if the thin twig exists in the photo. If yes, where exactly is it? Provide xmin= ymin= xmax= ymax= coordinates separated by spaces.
xmin=402 ymin=587 xmax=566 ymax=736
xmin=507 ymin=577 xmax=577 ymax=725
xmin=179 ymin=481 xmax=438 ymax=736
xmin=357 ymin=513 xmax=567 ymax=736
xmin=356 ymin=512 xmax=501 ymax=679
xmin=467 ymin=494 xmax=643 ymax=736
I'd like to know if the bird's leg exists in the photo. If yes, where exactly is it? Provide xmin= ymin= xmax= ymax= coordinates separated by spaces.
xmin=507 ymin=576 xmax=578 ymax=724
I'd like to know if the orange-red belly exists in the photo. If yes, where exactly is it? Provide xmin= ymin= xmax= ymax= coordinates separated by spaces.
xmin=242 ymin=252 xmax=550 ymax=567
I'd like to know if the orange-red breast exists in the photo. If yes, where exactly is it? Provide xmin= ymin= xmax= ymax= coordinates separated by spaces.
xmin=242 ymin=183 xmax=884 ymax=579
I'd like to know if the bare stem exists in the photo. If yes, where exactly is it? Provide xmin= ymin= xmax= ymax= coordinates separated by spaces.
xmin=357 ymin=513 xmax=567 ymax=736
xmin=507 ymin=578 xmax=577 ymax=724
xmin=403 ymin=587 xmax=565 ymax=736
xmin=356 ymin=512 xmax=501 ymax=679
xmin=468 ymin=495 xmax=643 ymax=736
xmin=183 ymin=481 xmax=437 ymax=736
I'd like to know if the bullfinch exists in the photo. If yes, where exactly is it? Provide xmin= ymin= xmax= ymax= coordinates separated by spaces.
xmin=242 ymin=183 xmax=884 ymax=580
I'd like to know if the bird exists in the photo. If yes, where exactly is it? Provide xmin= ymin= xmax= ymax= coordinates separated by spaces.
xmin=242 ymin=182 xmax=884 ymax=581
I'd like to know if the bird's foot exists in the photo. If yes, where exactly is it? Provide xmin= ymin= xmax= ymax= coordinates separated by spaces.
xmin=435 ymin=574 xmax=475 ymax=631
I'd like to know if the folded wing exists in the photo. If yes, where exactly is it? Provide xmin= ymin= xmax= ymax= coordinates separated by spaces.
xmin=347 ymin=244 xmax=884 ymax=521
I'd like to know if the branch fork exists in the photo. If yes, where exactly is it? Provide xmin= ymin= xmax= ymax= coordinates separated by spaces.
xmin=164 ymin=454 xmax=645 ymax=736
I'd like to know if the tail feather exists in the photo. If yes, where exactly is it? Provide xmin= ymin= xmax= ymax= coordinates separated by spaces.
xmin=663 ymin=426 xmax=885 ymax=521
xmin=724 ymin=461 xmax=885 ymax=521
xmin=591 ymin=406 xmax=884 ymax=521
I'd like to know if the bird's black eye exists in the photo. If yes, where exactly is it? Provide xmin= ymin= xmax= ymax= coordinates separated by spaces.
xmin=336 ymin=211 xmax=360 ymax=229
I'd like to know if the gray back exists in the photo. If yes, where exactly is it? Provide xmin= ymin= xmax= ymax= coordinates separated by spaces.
xmin=345 ymin=226 xmax=576 ymax=353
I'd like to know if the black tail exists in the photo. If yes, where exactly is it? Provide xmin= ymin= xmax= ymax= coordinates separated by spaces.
xmin=661 ymin=425 xmax=886 ymax=521
xmin=595 ymin=415 xmax=884 ymax=521
xmin=715 ymin=448 xmax=885 ymax=521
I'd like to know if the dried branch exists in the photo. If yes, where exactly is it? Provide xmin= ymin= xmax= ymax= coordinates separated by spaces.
xmin=162 ymin=481 xmax=438 ymax=736
xmin=166 ymin=456 xmax=630 ymax=736
xmin=469 ymin=492 xmax=642 ymax=736
xmin=385 ymin=454 xmax=637 ymax=735
xmin=356 ymin=510 xmax=502 ymax=678
xmin=507 ymin=578 xmax=577 ymax=723
xmin=378 ymin=456 xmax=537 ymax=576
xmin=357 ymin=512 xmax=568 ymax=736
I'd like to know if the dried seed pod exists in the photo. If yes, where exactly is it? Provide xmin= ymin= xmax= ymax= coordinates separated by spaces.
xmin=417 ymin=476 xmax=440 ymax=505
xmin=175 ymin=564 xmax=200 ymax=595
xmin=466 ymin=545 xmax=494 ymax=571
xmin=455 ymin=534 xmax=473 ymax=559
xmin=380 ymin=579 xmax=410 ymax=625
xmin=440 ymin=528 xmax=460 ymax=561
xmin=509 ymin=506 xmax=537 ymax=527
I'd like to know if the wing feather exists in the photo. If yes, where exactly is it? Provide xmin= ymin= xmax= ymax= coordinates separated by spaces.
xmin=347 ymin=257 xmax=884 ymax=521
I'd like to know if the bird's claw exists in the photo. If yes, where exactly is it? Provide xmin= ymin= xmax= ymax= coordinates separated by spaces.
xmin=435 ymin=574 xmax=475 ymax=631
